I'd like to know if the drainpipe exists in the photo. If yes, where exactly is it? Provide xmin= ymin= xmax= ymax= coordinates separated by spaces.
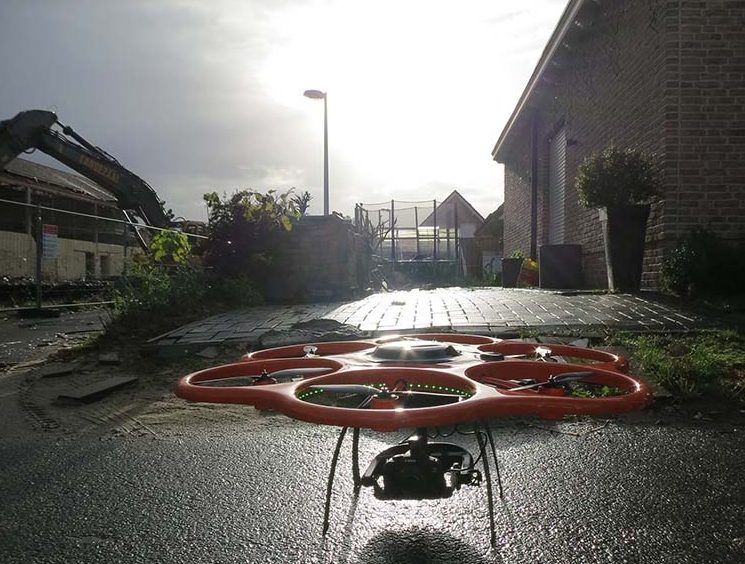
xmin=530 ymin=111 xmax=539 ymax=260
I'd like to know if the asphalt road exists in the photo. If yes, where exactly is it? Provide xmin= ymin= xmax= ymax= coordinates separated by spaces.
xmin=1 ymin=416 xmax=743 ymax=564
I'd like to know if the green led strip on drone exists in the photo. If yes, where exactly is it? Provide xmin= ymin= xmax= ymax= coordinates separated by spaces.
xmin=297 ymin=388 xmax=325 ymax=400
xmin=407 ymin=382 xmax=473 ymax=397
xmin=297 ymin=383 xmax=473 ymax=400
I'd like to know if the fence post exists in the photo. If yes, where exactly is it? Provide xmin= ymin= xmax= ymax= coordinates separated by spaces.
xmin=390 ymin=200 xmax=396 ymax=266
xmin=35 ymin=204 xmax=42 ymax=309
xmin=454 ymin=201 xmax=459 ymax=260
xmin=414 ymin=206 xmax=420 ymax=256
xmin=432 ymin=199 xmax=437 ymax=263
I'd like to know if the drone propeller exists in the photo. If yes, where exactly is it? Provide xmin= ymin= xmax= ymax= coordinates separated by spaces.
xmin=306 ymin=383 xmax=465 ymax=409
xmin=508 ymin=371 xmax=595 ymax=392
xmin=199 ymin=366 xmax=334 ymax=386
xmin=308 ymin=384 xmax=381 ymax=395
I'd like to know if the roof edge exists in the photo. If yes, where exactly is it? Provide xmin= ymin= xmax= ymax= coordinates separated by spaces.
xmin=491 ymin=0 xmax=587 ymax=161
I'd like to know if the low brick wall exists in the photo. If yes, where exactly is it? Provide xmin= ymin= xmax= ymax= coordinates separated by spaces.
xmin=266 ymin=215 xmax=368 ymax=303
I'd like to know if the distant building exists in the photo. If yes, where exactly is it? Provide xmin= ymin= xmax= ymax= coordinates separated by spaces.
xmin=0 ymin=158 xmax=138 ymax=280
xmin=420 ymin=190 xmax=487 ymax=278
xmin=474 ymin=204 xmax=504 ymax=277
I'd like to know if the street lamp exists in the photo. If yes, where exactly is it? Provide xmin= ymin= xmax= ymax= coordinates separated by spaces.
xmin=303 ymin=89 xmax=329 ymax=215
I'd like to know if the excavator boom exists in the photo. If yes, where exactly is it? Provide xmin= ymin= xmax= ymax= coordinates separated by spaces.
xmin=0 ymin=110 xmax=170 ymax=238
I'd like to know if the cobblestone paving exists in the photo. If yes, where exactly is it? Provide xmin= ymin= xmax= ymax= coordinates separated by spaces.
xmin=150 ymin=288 xmax=704 ymax=348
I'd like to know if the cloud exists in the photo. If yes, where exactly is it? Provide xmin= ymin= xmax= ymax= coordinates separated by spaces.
xmin=0 ymin=0 xmax=568 ymax=220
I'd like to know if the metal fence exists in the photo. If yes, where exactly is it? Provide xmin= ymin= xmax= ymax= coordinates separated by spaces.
xmin=354 ymin=199 xmax=462 ymax=264
xmin=0 ymin=196 xmax=206 ymax=308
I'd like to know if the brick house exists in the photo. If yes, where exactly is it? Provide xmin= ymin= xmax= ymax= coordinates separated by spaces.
xmin=492 ymin=0 xmax=745 ymax=288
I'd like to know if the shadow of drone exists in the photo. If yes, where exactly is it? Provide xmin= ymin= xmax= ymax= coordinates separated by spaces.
xmin=350 ymin=527 xmax=503 ymax=564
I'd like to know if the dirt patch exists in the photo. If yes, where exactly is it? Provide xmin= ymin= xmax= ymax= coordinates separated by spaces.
xmin=4 ymin=341 xmax=295 ymax=439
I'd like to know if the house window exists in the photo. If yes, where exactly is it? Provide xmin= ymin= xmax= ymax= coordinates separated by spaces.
xmin=85 ymin=252 xmax=95 ymax=279
xmin=100 ymin=254 xmax=111 ymax=278
xmin=547 ymin=127 xmax=567 ymax=244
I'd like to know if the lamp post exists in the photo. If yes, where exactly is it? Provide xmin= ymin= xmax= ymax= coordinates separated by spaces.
xmin=303 ymin=89 xmax=329 ymax=215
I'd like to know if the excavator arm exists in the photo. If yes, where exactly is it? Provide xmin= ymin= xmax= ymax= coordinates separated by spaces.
xmin=0 ymin=110 xmax=170 ymax=239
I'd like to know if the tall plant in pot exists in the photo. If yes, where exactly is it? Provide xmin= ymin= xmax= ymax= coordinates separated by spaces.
xmin=575 ymin=146 xmax=661 ymax=292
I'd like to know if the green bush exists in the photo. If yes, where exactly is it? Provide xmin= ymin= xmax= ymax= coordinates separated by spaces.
xmin=661 ymin=228 xmax=745 ymax=297
xmin=207 ymin=274 xmax=264 ymax=308
xmin=202 ymin=189 xmax=309 ymax=289
xmin=113 ymin=264 xmax=207 ymax=316
xmin=575 ymin=146 xmax=661 ymax=208
xmin=149 ymin=230 xmax=191 ymax=265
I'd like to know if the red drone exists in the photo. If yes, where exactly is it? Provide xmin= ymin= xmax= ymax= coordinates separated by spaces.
xmin=176 ymin=333 xmax=652 ymax=546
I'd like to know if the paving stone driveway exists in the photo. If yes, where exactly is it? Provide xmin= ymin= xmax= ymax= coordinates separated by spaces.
xmin=151 ymin=288 xmax=703 ymax=348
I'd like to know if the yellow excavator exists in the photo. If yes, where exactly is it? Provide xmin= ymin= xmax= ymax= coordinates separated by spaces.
xmin=0 ymin=109 xmax=170 ymax=249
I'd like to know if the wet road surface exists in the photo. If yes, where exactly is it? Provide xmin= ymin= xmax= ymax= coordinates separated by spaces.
xmin=1 ymin=416 xmax=743 ymax=563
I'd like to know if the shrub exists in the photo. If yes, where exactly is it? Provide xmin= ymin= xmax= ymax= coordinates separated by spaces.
xmin=575 ymin=146 xmax=661 ymax=208
xmin=207 ymin=274 xmax=264 ymax=308
xmin=661 ymin=228 xmax=745 ymax=297
xmin=201 ymin=189 xmax=310 ymax=290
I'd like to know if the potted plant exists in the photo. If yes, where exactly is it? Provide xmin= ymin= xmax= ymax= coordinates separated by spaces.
xmin=501 ymin=249 xmax=524 ymax=288
xmin=575 ymin=146 xmax=661 ymax=292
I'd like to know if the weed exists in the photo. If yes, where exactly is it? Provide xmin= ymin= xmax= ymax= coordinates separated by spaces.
xmin=609 ymin=330 xmax=745 ymax=402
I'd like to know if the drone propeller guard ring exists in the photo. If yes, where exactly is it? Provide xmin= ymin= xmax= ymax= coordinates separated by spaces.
xmin=285 ymin=367 xmax=493 ymax=432
xmin=242 ymin=340 xmax=378 ymax=361
xmin=477 ymin=341 xmax=629 ymax=372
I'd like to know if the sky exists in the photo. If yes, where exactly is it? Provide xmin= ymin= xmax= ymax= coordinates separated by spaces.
xmin=0 ymin=0 xmax=568 ymax=221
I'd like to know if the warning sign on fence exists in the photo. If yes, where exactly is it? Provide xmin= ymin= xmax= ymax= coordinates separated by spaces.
xmin=42 ymin=224 xmax=58 ymax=259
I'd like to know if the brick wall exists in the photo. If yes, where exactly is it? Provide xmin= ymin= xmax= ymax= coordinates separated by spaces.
xmin=664 ymin=0 xmax=745 ymax=243
xmin=498 ymin=0 xmax=744 ymax=289
xmin=543 ymin=0 xmax=668 ymax=288
xmin=502 ymin=153 xmax=533 ymax=258
xmin=269 ymin=215 xmax=366 ymax=302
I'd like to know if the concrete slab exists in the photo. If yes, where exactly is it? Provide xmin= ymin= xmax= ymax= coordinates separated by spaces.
xmin=36 ymin=362 xmax=80 ymax=378
xmin=58 ymin=376 xmax=138 ymax=403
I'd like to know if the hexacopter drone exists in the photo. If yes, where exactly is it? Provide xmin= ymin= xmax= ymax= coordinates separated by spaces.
xmin=176 ymin=334 xmax=651 ymax=546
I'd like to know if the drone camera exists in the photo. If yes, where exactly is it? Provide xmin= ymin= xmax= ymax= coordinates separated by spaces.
xmin=364 ymin=436 xmax=479 ymax=501
xmin=378 ymin=454 xmax=452 ymax=500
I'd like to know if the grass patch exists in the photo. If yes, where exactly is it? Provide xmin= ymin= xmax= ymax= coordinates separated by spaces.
xmin=609 ymin=330 xmax=745 ymax=402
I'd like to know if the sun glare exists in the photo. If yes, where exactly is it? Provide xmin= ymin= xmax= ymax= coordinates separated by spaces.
xmin=258 ymin=0 xmax=567 ymax=211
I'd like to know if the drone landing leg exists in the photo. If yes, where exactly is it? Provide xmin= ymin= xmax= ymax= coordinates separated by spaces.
xmin=351 ymin=427 xmax=361 ymax=490
xmin=323 ymin=425 xmax=349 ymax=535
xmin=482 ymin=422 xmax=504 ymax=499
xmin=475 ymin=424 xmax=497 ymax=548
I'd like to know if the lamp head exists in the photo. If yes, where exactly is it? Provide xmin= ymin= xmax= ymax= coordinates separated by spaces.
xmin=303 ymin=89 xmax=326 ymax=99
